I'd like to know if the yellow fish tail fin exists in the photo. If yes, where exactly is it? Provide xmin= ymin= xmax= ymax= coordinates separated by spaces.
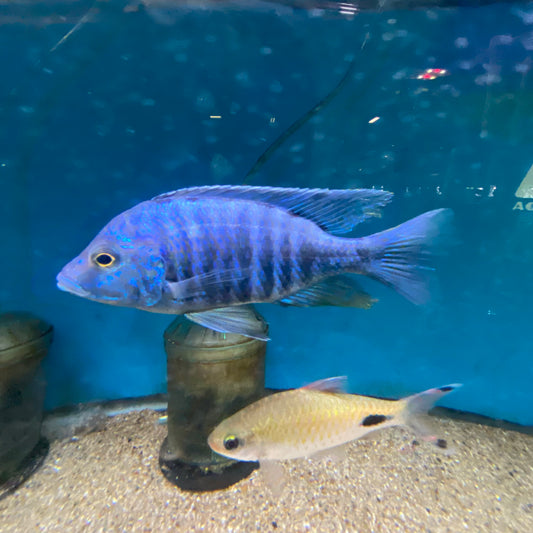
xmin=401 ymin=384 xmax=462 ymax=451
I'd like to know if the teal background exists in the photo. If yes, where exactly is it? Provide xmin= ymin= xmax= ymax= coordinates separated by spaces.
xmin=1 ymin=1 xmax=532 ymax=424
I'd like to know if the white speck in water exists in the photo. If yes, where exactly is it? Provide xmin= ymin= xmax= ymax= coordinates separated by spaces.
xmin=494 ymin=34 xmax=514 ymax=45
xmin=260 ymin=46 xmax=272 ymax=56
xmin=235 ymin=71 xmax=251 ymax=86
xmin=211 ymin=153 xmax=234 ymax=179
xmin=141 ymin=98 xmax=155 ymax=107
xmin=289 ymin=142 xmax=304 ymax=153
xmin=387 ymin=18 xmax=397 ymax=25
xmin=174 ymin=53 xmax=188 ymax=63
xmin=195 ymin=90 xmax=215 ymax=112
xmin=454 ymin=37 xmax=469 ymax=48
xmin=392 ymin=69 xmax=408 ymax=80
xmin=309 ymin=8 xmax=325 ymax=18
xmin=269 ymin=80 xmax=283 ymax=93
xmin=512 ymin=7 xmax=533 ymax=23
xmin=520 ymin=32 xmax=533 ymax=50
xmin=514 ymin=61 xmax=531 ymax=73
xmin=382 ymin=32 xmax=395 ymax=42
xmin=475 ymin=73 xmax=502 ymax=86
xmin=19 ymin=105 xmax=34 ymax=114
xmin=313 ymin=131 xmax=325 ymax=141
xmin=459 ymin=60 xmax=475 ymax=70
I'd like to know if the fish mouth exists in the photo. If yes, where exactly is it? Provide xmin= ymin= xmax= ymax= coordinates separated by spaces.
xmin=56 ymin=272 xmax=91 ymax=298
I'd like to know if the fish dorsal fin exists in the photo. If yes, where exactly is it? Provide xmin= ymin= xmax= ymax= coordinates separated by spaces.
xmin=302 ymin=376 xmax=347 ymax=393
xmin=278 ymin=274 xmax=377 ymax=309
xmin=152 ymin=185 xmax=393 ymax=235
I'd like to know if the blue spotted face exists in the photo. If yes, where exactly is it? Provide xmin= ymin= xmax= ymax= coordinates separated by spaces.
xmin=56 ymin=217 xmax=165 ymax=309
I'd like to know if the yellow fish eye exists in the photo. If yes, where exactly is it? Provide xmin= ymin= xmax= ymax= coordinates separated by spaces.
xmin=94 ymin=252 xmax=116 ymax=267
xmin=223 ymin=435 xmax=241 ymax=451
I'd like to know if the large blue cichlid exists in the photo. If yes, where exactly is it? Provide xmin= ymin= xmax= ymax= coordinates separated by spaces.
xmin=56 ymin=186 xmax=452 ymax=339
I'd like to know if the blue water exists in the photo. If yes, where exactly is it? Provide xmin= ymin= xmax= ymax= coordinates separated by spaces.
xmin=1 ymin=1 xmax=532 ymax=424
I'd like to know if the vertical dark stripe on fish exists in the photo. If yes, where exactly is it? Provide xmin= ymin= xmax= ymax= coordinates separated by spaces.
xmin=296 ymin=242 xmax=313 ymax=285
xmin=276 ymin=218 xmax=293 ymax=296
xmin=175 ymin=213 xmax=194 ymax=281
xmin=249 ymin=212 xmax=263 ymax=301
xmin=235 ymin=208 xmax=252 ymax=302
xmin=260 ymin=209 xmax=275 ymax=300
xmin=220 ymin=224 xmax=237 ymax=305
xmin=188 ymin=206 xmax=203 ymax=282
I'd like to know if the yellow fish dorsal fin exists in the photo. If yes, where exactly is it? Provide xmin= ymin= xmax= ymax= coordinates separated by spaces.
xmin=301 ymin=376 xmax=348 ymax=393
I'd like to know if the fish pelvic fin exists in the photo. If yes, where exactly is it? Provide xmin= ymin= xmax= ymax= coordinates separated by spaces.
xmin=401 ymin=384 xmax=462 ymax=452
xmin=259 ymin=460 xmax=286 ymax=498
xmin=357 ymin=208 xmax=454 ymax=305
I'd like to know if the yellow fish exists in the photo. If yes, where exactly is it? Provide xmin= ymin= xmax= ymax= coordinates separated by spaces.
xmin=208 ymin=377 xmax=460 ymax=490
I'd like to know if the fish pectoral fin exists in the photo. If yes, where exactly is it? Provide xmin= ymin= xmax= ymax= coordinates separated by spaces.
xmin=309 ymin=443 xmax=349 ymax=464
xmin=302 ymin=376 xmax=348 ymax=393
xmin=167 ymin=268 xmax=251 ymax=301
xmin=185 ymin=306 xmax=270 ymax=341
xmin=278 ymin=274 xmax=377 ymax=309
xmin=259 ymin=460 xmax=285 ymax=498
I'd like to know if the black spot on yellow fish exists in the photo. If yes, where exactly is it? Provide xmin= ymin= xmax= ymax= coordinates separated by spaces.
xmin=361 ymin=414 xmax=391 ymax=427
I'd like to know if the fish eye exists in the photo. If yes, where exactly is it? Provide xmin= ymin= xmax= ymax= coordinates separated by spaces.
xmin=93 ymin=252 xmax=116 ymax=267
xmin=223 ymin=435 xmax=241 ymax=451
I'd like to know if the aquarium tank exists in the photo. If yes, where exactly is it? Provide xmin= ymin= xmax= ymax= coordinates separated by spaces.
xmin=0 ymin=0 xmax=532 ymax=531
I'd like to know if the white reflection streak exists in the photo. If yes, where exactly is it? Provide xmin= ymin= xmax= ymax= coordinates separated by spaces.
xmin=338 ymin=3 xmax=359 ymax=16
xmin=50 ymin=0 xmax=98 ymax=52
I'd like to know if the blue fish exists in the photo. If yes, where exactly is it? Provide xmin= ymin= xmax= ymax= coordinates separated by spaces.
xmin=56 ymin=186 xmax=452 ymax=339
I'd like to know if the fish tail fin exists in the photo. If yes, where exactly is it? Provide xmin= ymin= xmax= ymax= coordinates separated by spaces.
xmin=401 ymin=384 xmax=462 ymax=451
xmin=357 ymin=208 xmax=453 ymax=304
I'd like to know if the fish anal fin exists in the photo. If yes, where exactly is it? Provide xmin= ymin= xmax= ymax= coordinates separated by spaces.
xmin=153 ymin=185 xmax=393 ymax=235
xmin=279 ymin=274 xmax=376 ymax=309
xmin=302 ymin=376 xmax=347 ymax=393
xmin=185 ymin=305 xmax=269 ymax=341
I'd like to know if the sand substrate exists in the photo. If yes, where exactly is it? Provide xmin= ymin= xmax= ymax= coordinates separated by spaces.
xmin=0 ymin=409 xmax=531 ymax=532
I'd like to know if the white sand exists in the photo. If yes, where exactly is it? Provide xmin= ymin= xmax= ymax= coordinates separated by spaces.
xmin=1 ymin=410 xmax=531 ymax=532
